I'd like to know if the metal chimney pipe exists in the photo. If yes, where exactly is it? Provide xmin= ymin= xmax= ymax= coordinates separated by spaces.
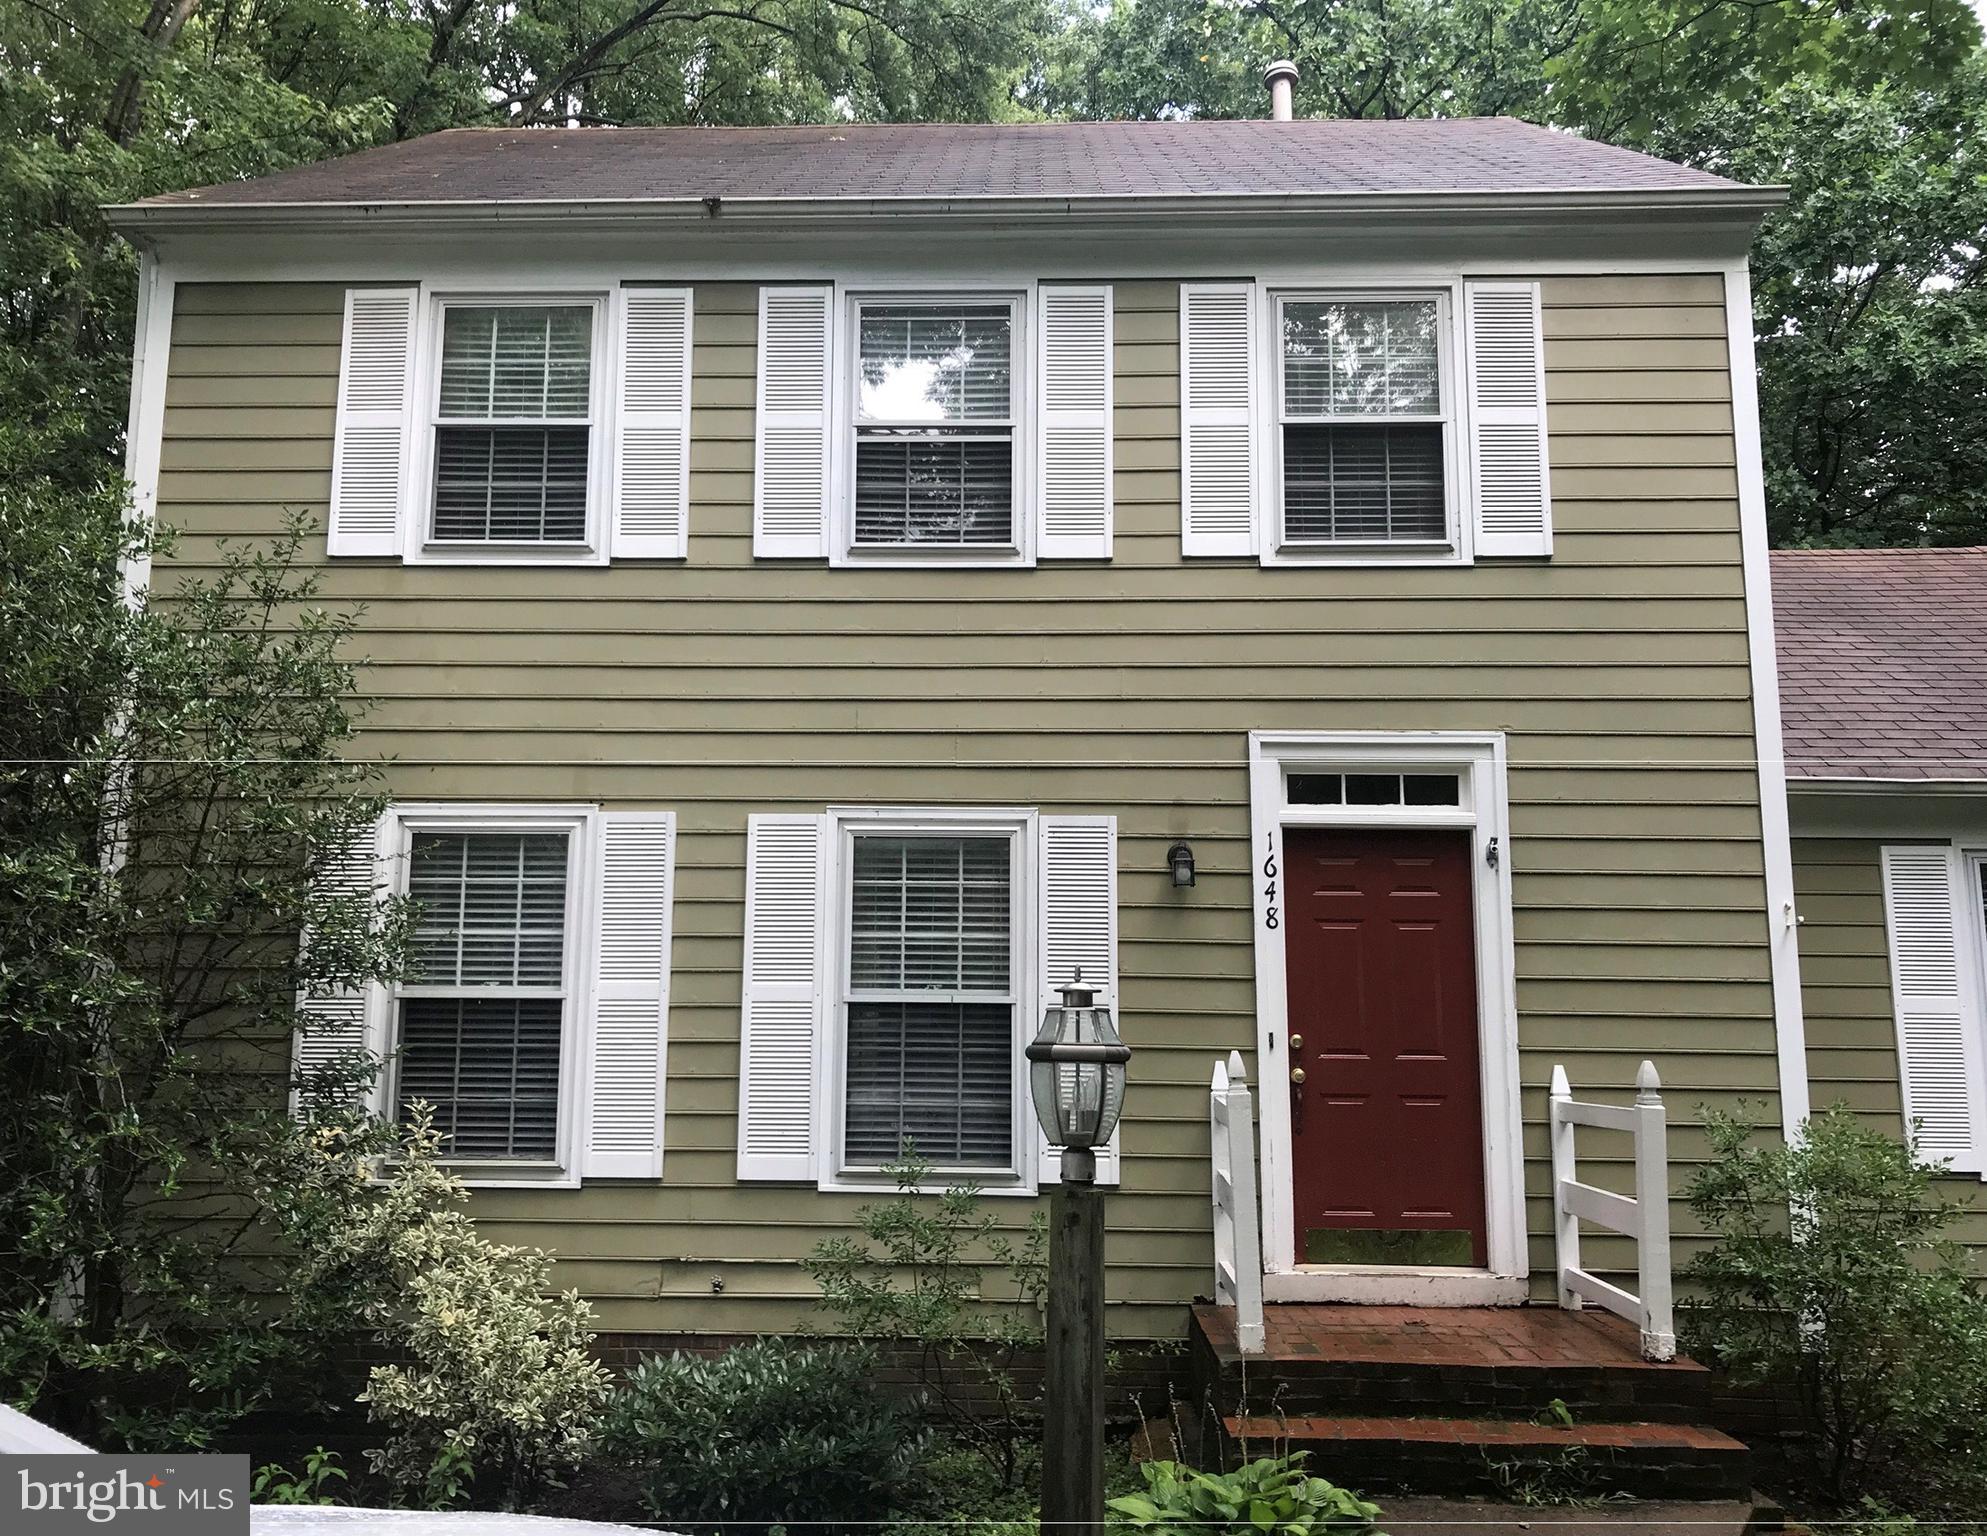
xmin=1264 ymin=59 xmax=1298 ymax=121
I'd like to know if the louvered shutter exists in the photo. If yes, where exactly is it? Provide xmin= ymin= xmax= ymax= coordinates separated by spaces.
xmin=292 ymin=818 xmax=384 ymax=1116
xmin=1464 ymin=281 xmax=1552 ymax=558
xmin=583 ymin=812 xmax=675 ymax=1178
xmin=328 ymin=288 xmax=417 ymax=557
xmin=1179 ymin=283 xmax=1257 ymax=558
xmin=754 ymin=287 xmax=832 ymax=558
xmin=1037 ymin=815 xmax=1121 ymax=1186
xmin=737 ymin=814 xmax=828 ymax=1179
xmin=1037 ymin=286 xmax=1113 ymax=560
xmin=1881 ymin=845 xmax=1987 ymax=1170
xmin=612 ymin=288 xmax=692 ymax=559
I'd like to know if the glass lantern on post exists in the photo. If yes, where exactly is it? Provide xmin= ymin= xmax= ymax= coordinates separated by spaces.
xmin=1025 ymin=970 xmax=1129 ymax=1184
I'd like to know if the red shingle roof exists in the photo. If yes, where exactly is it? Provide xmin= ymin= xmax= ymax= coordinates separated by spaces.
xmin=126 ymin=118 xmax=1755 ymax=210
xmin=1773 ymin=548 xmax=1987 ymax=780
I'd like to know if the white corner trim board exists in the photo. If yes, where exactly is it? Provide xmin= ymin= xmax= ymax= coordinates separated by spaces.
xmin=1724 ymin=262 xmax=1811 ymax=1147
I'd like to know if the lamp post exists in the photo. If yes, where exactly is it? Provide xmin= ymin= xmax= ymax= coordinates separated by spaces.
xmin=1027 ymin=971 xmax=1130 ymax=1536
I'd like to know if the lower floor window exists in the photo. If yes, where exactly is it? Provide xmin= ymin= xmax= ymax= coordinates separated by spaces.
xmin=841 ymin=831 xmax=1017 ymax=1173
xmin=394 ymin=827 xmax=572 ymax=1162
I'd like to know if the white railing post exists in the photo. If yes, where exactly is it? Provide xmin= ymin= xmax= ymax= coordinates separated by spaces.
xmin=1208 ymin=1052 xmax=1263 ymax=1354
xmin=1632 ymin=1061 xmax=1676 ymax=1361
xmin=1549 ymin=1063 xmax=1581 ymax=1311
xmin=1549 ymin=1060 xmax=1676 ymax=1361
xmin=1225 ymin=1051 xmax=1264 ymax=1354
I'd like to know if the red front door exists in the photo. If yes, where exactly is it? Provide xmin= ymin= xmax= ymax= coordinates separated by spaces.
xmin=1283 ymin=827 xmax=1487 ymax=1268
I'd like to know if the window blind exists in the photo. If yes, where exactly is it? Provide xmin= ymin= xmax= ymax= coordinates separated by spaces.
xmin=1283 ymin=423 xmax=1445 ymax=542
xmin=399 ymin=831 xmax=569 ymax=1161
xmin=844 ymin=835 xmax=1013 ymax=1169
xmin=858 ymin=306 xmax=1011 ymax=421
xmin=432 ymin=304 xmax=593 ymax=545
xmin=853 ymin=435 xmax=1013 ymax=546
xmin=1282 ymin=300 xmax=1440 ymax=416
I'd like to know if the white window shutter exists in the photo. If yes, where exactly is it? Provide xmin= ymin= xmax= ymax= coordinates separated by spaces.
xmin=292 ymin=817 xmax=384 ymax=1117
xmin=1881 ymin=845 xmax=1987 ymax=1171
xmin=737 ymin=814 xmax=828 ymax=1179
xmin=328 ymin=288 xmax=416 ymax=557
xmin=583 ymin=812 xmax=676 ymax=1178
xmin=1465 ymin=281 xmax=1552 ymax=558
xmin=1037 ymin=286 xmax=1113 ymax=560
xmin=612 ymin=288 xmax=692 ymax=559
xmin=1179 ymin=283 xmax=1256 ymax=558
xmin=1037 ymin=815 xmax=1121 ymax=1186
xmin=754 ymin=286 xmax=832 ymax=558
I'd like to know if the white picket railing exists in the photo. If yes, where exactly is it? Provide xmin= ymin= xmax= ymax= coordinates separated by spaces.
xmin=1209 ymin=1050 xmax=1265 ymax=1354
xmin=1549 ymin=1059 xmax=1677 ymax=1361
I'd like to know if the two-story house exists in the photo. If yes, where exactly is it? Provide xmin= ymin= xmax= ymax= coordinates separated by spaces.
xmin=108 ymin=105 xmax=1795 ymax=1483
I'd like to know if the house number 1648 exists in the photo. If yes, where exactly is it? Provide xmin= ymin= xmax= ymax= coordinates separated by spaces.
xmin=1262 ymin=833 xmax=1278 ymax=929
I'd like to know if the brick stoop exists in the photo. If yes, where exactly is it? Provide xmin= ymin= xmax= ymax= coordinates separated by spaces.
xmin=1221 ymin=1413 xmax=1752 ymax=1500
xmin=1189 ymin=1303 xmax=1748 ymax=1499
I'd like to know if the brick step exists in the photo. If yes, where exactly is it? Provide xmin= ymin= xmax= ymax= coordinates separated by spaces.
xmin=1191 ymin=1304 xmax=1712 ymax=1422
xmin=1222 ymin=1414 xmax=1751 ymax=1500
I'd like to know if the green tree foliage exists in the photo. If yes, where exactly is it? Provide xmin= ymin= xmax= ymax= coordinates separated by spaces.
xmin=0 ymin=501 xmax=414 ymax=1445
xmin=1683 ymin=1107 xmax=1987 ymax=1513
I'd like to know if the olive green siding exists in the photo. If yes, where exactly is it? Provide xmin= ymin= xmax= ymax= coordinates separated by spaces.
xmin=155 ymin=272 xmax=1778 ymax=1336
xmin=1792 ymin=836 xmax=1987 ymax=1246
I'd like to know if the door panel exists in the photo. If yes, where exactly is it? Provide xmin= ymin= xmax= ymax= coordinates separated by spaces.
xmin=1283 ymin=826 xmax=1487 ymax=1267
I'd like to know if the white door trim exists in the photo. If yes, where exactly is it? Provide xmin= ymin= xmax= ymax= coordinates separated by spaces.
xmin=1247 ymin=730 xmax=1528 ymax=1304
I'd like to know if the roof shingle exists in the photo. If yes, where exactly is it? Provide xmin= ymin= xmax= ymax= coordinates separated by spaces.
xmin=129 ymin=118 xmax=1753 ymax=209
xmin=1772 ymin=548 xmax=1987 ymax=780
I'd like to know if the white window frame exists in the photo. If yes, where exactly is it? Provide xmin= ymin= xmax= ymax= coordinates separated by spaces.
xmin=1959 ymin=846 xmax=1987 ymax=1170
xmin=832 ymin=285 xmax=1036 ymax=569
xmin=375 ymin=803 xmax=599 ymax=1187
xmin=406 ymin=289 xmax=614 ymax=567
xmin=820 ymin=806 xmax=1039 ymax=1193
xmin=1259 ymin=284 xmax=1471 ymax=568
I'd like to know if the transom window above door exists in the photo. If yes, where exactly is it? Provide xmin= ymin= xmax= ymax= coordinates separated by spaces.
xmin=841 ymin=832 xmax=1018 ymax=1175
xmin=1276 ymin=295 xmax=1454 ymax=548
xmin=430 ymin=301 xmax=599 ymax=546
xmin=852 ymin=300 xmax=1018 ymax=551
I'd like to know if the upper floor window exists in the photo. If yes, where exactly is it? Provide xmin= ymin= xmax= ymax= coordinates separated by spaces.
xmin=851 ymin=299 xmax=1018 ymax=552
xmin=430 ymin=300 xmax=600 ymax=547
xmin=1274 ymin=294 xmax=1456 ymax=550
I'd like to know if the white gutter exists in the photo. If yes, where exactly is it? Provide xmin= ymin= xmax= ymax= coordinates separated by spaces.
xmin=1787 ymin=775 xmax=1987 ymax=796
xmin=103 ymin=185 xmax=1787 ymax=237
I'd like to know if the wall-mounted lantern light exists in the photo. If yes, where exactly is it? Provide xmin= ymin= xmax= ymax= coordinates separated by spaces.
xmin=1166 ymin=842 xmax=1196 ymax=889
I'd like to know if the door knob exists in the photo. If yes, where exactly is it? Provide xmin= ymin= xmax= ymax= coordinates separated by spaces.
xmin=1290 ymin=1066 xmax=1307 ymax=1085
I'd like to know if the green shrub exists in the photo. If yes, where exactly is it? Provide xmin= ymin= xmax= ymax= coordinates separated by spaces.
xmin=1108 ymin=1453 xmax=1382 ymax=1536
xmin=601 ymin=1339 xmax=923 ymax=1531
xmin=250 ymin=1448 xmax=349 ymax=1506
xmin=1683 ymin=1105 xmax=1987 ymax=1512
xmin=802 ymin=1142 xmax=1046 ymax=1489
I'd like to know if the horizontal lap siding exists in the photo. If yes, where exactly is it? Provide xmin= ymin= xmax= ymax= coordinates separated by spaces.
xmin=156 ymin=273 xmax=1775 ymax=1334
xmin=1792 ymin=837 xmax=1987 ymax=1247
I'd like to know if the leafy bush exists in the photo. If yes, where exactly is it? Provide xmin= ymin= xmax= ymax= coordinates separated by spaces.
xmin=802 ymin=1142 xmax=1046 ymax=1489
xmin=250 ymin=1448 xmax=349 ymax=1506
xmin=601 ymin=1339 xmax=922 ymax=1530
xmin=1108 ymin=1453 xmax=1382 ymax=1536
xmin=1684 ymin=1106 xmax=1987 ymax=1512
xmin=279 ymin=1106 xmax=614 ymax=1510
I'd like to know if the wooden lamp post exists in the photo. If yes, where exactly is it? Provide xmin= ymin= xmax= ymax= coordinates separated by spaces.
xmin=1027 ymin=970 xmax=1130 ymax=1536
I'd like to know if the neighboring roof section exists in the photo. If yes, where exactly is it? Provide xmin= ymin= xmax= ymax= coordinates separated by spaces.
xmin=123 ymin=118 xmax=1755 ymax=211
xmin=1774 ymin=548 xmax=1987 ymax=781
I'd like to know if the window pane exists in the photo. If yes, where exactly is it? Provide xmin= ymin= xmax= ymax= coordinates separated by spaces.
xmin=397 ymin=997 xmax=562 ymax=1159
xmin=1283 ymin=300 xmax=1440 ymax=417
xmin=433 ymin=425 xmax=589 ymax=542
xmin=1283 ymin=422 xmax=1445 ymax=542
xmin=854 ymin=434 xmax=1013 ymax=545
xmin=844 ymin=1001 xmax=1012 ymax=1168
xmin=1403 ymin=774 xmax=1461 ymax=806
xmin=409 ymin=832 xmax=569 ymax=987
xmin=858 ymin=305 xmax=1011 ymax=422
xmin=850 ymin=836 xmax=1010 ymax=993
xmin=440 ymin=305 xmax=592 ymax=419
